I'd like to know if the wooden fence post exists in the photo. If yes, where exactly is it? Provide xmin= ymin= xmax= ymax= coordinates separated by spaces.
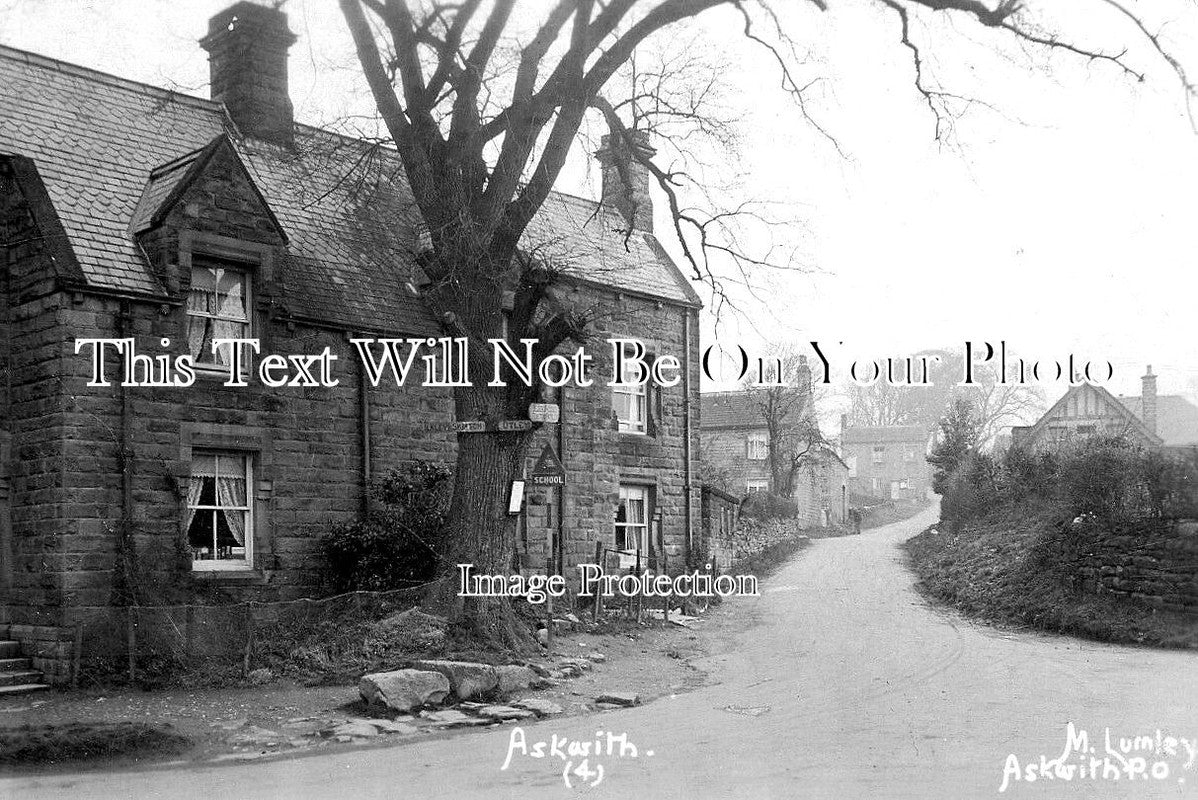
xmin=592 ymin=541 xmax=603 ymax=622
xmin=71 ymin=624 xmax=82 ymax=689
xmin=634 ymin=548 xmax=642 ymax=623
xmin=545 ymin=553 xmax=554 ymax=652
xmin=126 ymin=606 xmax=137 ymax=686
xmin=243 ymin=601 xmax=255 ymax=676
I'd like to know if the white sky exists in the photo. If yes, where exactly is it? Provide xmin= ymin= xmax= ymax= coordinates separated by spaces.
xmin=2 ymin=0 xmax=1196 ymax=408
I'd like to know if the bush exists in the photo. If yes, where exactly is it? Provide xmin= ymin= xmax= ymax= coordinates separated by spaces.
xmin=940 ymin=451 xmax=999 ymax=525
xmin=740 ymin=491 xmax=798 ymax=521
xmin=1057 ymin=437 xmax=1146 ymax=523
xmin=322 ymin=462 xmax=452 ymax=592
xmin=937 ymin=435 xmax=1198 ymax=529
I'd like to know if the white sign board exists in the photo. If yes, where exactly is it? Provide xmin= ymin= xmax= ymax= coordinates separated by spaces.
xmin=529 ymin=403 xmax=560 ymax=423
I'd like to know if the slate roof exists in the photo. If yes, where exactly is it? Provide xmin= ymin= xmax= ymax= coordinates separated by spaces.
xmin=1119 ymin=395 xmax=1198 ymax=448
xmin=841 ymin=425 xmax=930 ymax=445
xmin=700 ymin=392 xmax=766 ymax=430
xmin=0 ymin=43 xmax=699 ymax=336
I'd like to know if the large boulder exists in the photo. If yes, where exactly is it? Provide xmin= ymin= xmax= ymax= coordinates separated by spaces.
xmin=410 ymin=660 xmax=499 ymax=700
xmin=495 ymin=664 xmax=535 ymax=694
xmin=359 ymin=669 xmax=450 ymax=712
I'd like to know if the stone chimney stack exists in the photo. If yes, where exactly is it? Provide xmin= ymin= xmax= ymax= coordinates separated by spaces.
xmin=1142 ymin=365 xmax=1158 ymax=435
xmin=200 ymin=2 xmax=297 ymax=146
xmin=596 ymin=130 xmax=655 ymax=233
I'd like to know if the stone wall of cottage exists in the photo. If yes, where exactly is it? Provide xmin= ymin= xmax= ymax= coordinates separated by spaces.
xmin=1074 ymin=522 xmax=1198 ymax=614
xmin=1 ymin=163 xmax=75 ymax=629
xmin=50 ymin=295 xmax=456 ymax=614
xmin=699 ymin=427 xmax=770 ymax=495
xmin=516 ymin=282 xmax=701 ymax=590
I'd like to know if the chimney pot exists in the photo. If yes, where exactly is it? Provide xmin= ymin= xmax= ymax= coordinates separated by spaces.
xmin=1142 ymin=365 xmax=1158 ymax=436
xmin=200 ymin=2 xmax=297 ymax=146
xmin=596 ymin=130 xmax=655 ymax=233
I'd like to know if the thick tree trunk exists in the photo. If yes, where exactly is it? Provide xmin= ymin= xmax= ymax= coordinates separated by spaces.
xmin=427 ymin=382 xmax=532 ymax=647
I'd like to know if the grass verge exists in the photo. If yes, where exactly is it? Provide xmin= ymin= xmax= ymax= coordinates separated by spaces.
xmin=0 ymin=722 xmax=191 ymax=768
xmin=904 ymin=507 xmax=1198 ymax=648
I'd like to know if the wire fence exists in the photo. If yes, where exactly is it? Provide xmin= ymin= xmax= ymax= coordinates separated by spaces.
xmin=65 ymin=583 xmax=432 ymax=687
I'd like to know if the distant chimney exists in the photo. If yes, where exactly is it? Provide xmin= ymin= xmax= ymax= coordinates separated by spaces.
xmin=200 ymin=2 xmax=297 ymax=146
xmin=1142 ymin=365 xmax=1158 ymax=435
xmin=596 ymin=131 xmax=655 ymax=233
xmin=797 ymin=355 xmax=813 ymax=404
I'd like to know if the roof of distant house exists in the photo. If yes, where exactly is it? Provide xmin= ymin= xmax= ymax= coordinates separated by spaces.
xmin=1119 ymin=395 xmax=1198 ymax=448
xmin=700 ymin=392 xmax=766 ymax=429
xmin=841 ymin=425 xmax=930 ymax=445
xmin=0 ymin=44 xmax=700 ymax=336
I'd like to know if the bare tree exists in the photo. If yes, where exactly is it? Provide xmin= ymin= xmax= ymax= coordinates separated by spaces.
xmin=847 ymin=348 xmax=1043 ymax=447
xmin=336 ymin=0 xmax=1195 ymax=632
xmin=742 ymin=346 xmax=830 ymax=495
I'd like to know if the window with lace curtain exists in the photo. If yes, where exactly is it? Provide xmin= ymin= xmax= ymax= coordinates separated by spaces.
xmin=187 ymin=451 xmax=253 ymax=570
xmin=614 ymin=485 xmax=650 ymax=567
xmin=187 ymin=258 xmax=251 ymax=371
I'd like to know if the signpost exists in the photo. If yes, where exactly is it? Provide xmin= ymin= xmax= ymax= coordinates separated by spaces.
xmin=450 ymin=420 xmax=486 ymax=433
xmin=530 ymin=442 xmax=566 ymax=486
xmin=497 ymin=419 xmax=533 ymax=432
xmin=528 ymin=403 xmax=560 ymax=424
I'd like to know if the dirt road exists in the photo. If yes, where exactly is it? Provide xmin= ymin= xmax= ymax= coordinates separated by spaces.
xmin=10 ymin=507 xmax=1198 ymax=798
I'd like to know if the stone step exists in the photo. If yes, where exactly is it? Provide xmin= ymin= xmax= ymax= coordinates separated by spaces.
xmin=0 ymin=641 xmax=20 ymax=659
xmin=0 ymin=683 xmax=50 ymax=697
xmin=0 ymin=658 xmax=31 ymax=671
xmin=0 ymin=670 xmax=43 ymax=687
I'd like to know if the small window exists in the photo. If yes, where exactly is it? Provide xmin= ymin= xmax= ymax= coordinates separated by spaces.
xmin=847 ymin=455 xmax=858 ymax=478
xmin=872 ymin=446 xmax=885 ymax=465
xmin=188 ymin=259 xmax=251 ymax=370
xmin=746 ymin=479 xmax=769 ymax=494
xmin=615 ymin=485 xmax=650 ymax=566
xmin=187 ymin=451 xmax=253 ymax=570
xmin=746 ymin=432 xmax=768 ymax=461
xmin=611 ymin=360 xmax=648 ymax=434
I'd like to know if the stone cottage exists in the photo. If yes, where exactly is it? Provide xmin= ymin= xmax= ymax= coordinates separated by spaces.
xmin=699 ymin=372 xmax=847 ymax=527
xmin=841 ymin=424 xmax=932 ymax=503
xmin=0 ymin=2 xmax=701 ymax=682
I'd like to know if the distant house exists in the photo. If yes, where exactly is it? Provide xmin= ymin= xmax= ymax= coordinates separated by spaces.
xmin=1011 ymin=366 xmax=1198 ymax=454
xmin=700 ymin=391 xmax=776 ymax=495
xmin=841 ymin=424 xmax=932 ymax=503
xmin=699 ymin=375 xmax=848 ymax=527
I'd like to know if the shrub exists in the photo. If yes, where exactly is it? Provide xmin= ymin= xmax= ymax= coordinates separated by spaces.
xmin=740 ymin=491 xmax=798 ymax=521
xmin=940 ymin=451 xmax=999 ymax=525
xmin=937 ymin=435 xmax=1198 ymax=529
xmin=322 ymin=462 xmax=452 ymax=592
xmin=1057 ymin=437 xmax=1147 ymax=523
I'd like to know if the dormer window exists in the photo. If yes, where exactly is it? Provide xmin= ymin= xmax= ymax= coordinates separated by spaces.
xmin=187 ymin=256 xmax=251 ymax=370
